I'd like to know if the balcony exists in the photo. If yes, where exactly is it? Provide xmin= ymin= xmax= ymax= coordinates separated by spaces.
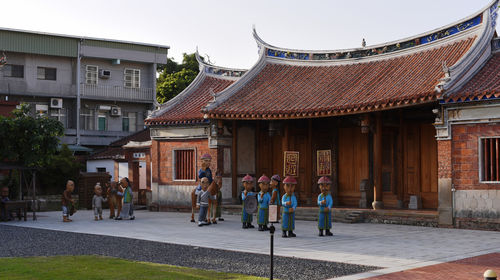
xmin=80 ymin=84 xmax=154 ymax=103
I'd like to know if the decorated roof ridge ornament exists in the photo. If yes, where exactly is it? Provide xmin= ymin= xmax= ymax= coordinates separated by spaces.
xmin=195 ymin=48 xmax=247 ymax=78
xmin=318 ymin=176 xmax=332 ymax=185
xmin=242 ymin=174 xmax=254 ymax=182
xmin=283 ymin=176 xmax=297 ymax=185
xmin=201 ymin=153 xmax=212 ymax=160
xmin=255 ymin=5 xmax=486 ymax=62
xmin=258 ymin=175 xmax=271 ymax=183
xmin=271 ymin=174 xmax=281 ymax=182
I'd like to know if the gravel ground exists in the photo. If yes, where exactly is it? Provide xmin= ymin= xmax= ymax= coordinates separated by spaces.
xmin=0 ymin=224 xmax=379 ymax=280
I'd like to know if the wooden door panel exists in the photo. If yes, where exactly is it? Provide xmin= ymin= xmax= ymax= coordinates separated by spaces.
xmin=405 ymin=124 xmax=420 ymax=196
xmin=338 ymin=127 xmax=367 ymax=206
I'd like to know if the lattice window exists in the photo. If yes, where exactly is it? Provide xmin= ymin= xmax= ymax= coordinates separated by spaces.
xmin=37 ymin=67 xmax=56 ymax=80
xmin=174 ymin=149 xmax=195 ymax=180
xmin=86 ymin=65 xmax=98 ymax=85
xmin=3 ymin=64 xmax=24 ymax=78
xmin=480 ymin=137 xmax=500 ymax=182
xmin=124 ymin=68 xmax=140 ymax=88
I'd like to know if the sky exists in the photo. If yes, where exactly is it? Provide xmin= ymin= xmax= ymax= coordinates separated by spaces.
xmin=0 ymin=0 xmax=496 ymax=69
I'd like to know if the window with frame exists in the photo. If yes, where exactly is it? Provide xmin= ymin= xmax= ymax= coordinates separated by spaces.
xmin=79 ymin=108 xmax=95 ymax=130
xmin=37 ymin=67 xmax=57 ymax=80
xmin=124 ymin=68 xmax=140 ymax=88
xmin=174 ymin=149 xmax=195 ymax=180
xmin=96 ymin=167 xmax=107 ymax=173
xmin=86 ymin=65 xmax=98 ymax=85
xmin=122 ymin=112 xmax=137 ymax=132
xmin=3 ymin=64 xmax=24 ymax=78
xmin=50 ymin=108 xmax=67 ymax=128
xmin=480 ymin=137 xmax=500 ymax=182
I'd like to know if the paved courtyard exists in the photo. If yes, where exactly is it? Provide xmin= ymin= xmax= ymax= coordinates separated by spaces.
xmin=2 ymin=210 xmax=500 ymax=279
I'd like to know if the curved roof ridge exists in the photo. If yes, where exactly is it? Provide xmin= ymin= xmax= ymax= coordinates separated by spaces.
xmin=195 ymin=50 xmax=247 ymax=73
xmin=252 ymin=0 xmax=496 ymax=62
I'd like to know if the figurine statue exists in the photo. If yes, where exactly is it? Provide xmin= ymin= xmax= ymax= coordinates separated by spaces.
xmin=61 ymin=180 xmax=76 ymax=222
xmin=208 ymin=171 xmax=223 ymax=224
xmin=257 ymin=175 xmax=271 ymax=231
xmin=106 ymin=181 xmax=122 ymax=219
xmin=281 ymin=176 xmax=298 ymax=238
xmin=269 ymin=175 xmax=281 ymax=218
xmin=241 ymin=174 xmax=255 ymax=229
xmin=92 ymin=183 xmax=107 ymax=221
xmin=317 ymin=176 xmax=333 ymax=236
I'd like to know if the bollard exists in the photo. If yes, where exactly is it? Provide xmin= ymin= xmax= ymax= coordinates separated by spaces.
xmin=484 ymin=269 xmax=497 ymax=280
xmin=269 ymin=223 xmax=275 ymax=280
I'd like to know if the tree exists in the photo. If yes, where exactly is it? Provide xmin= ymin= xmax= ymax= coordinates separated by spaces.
xmin=0 ymin=103 xmax=64 ymax=168
xmin=156 ymin=53 xmax=200 ymax=104
xmin=39 ymin=144 xmax=82 ymax=194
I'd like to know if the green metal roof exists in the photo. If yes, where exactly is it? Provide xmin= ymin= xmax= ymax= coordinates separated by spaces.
xmin=0 ymin=27 xmax=169 ymax=58
xmin=0 ymin=29 xmax=78 ymax=57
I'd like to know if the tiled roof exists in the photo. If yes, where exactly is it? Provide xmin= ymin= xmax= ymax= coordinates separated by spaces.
xmin=205 ymin=37 xmax=476 ymax=119
xmin=445 ymin=52 xmax=500 ymax=103
xmin=109 ymin=128 xmax=150 ymax=147
xmin=87 ymin=147 xmax=125 ymax=160
xmin=146 ymin=75 xmax=235 ymax=125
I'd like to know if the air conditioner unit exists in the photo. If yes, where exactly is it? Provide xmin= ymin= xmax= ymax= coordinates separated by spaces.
xmin=50 ymin=98 xmax=63 ymax=109
xmin=110 ymin=106 xmax=121 ymax=116
xmin=99 ymin=69 xmax=111 ymax=79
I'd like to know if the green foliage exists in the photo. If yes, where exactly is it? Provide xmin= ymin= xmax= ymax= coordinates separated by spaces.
xmin=0 ymin=255 xmax=266 ymax=280
xmin=156 ymin=53 xmax=200 ymax=104
xmin=39 ymin=144 xmax=82 ymax=195
xmin=0 ymin=103 xmax=64 ymax=168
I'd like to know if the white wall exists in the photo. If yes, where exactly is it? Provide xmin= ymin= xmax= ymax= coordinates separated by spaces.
xmin=86 ymin=160 xmax=115 ymax=180
xmin=118 ymin=162 xmax=129 ymax=181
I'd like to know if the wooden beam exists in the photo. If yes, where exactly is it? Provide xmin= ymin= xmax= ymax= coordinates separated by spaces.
xmin=232 ymin=120 xmax=238 ymax=201
xmin=397 ymin=111 xmax=404 ymax=207
xmin=306 ymin=119 xmax=312 ymax=203
xmin=373 ymin=112 xmax=383 ymax=209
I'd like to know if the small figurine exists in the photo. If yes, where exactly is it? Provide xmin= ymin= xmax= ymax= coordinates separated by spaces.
xmin=61 ymin=180 xmax=76 ymax=222
xmin=208 ymin=171 xmax=224 ymax=224
xmin=281 ymin=176 xmax=298 ymax=238
xmin=257 ymin=175 xmax=271 ymax=231
xmin=198 ymin=153 xmax=213 ymax=184
xmin=197 ymin=177 xmax=215 ymax=226
xmin=1 ymin=186 xmax=11 ymax=221
xmin=317 ymin=176 xmax=333 ymax=236
xmin=241 ymin=174 xmax=255 ymax=229
xmin=270 ymin=175 xmax=281 ymax=217
xmin=106 ymin=181 xmax=122 ymax=219
xmin=92 ymin=183 xmax=107 ymax=221
xmin=115 ymin=177 xmax=134 ymax=220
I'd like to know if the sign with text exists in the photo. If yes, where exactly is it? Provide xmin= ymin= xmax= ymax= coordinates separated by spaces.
xmin=283 ymin=151 xmax=299 ymax=177
xmin=317 ymin=150 xmax=332 ymax=176
xmin=269 ymin=205 xmax=279 ymax=223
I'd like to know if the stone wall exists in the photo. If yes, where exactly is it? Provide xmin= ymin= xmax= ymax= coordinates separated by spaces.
xmin=454 ymin=190 xmax=500 ymax=219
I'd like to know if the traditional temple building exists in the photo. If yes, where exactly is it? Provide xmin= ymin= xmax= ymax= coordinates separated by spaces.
xmin=149 ymin=1 xmax=500 ymax=229
xmin=146 ymin=55 xmax=246 ymax=207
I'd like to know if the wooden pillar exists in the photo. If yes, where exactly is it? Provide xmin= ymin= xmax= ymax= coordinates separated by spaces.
xmin=282 ymin=121 xmax=289 ymax=177
xmin=232 ymin=120 xmax=238 ymax=203
xmin=373 ymin=112 xmax=384 ymax=209
xmin=306 ymin=119 xmax=312 ymax=204
xmin=397 ymin=111 xmax=404 ymax=208
xmin=256 ymin=121 xmax=260 ymax=177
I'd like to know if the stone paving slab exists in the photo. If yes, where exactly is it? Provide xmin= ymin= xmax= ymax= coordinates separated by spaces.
xmin=2 ymin=210 xmax=500 ymax=280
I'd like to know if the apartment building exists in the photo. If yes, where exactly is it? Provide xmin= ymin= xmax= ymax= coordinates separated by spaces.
xmin=0 ymin=27 xmax=168 ymax=147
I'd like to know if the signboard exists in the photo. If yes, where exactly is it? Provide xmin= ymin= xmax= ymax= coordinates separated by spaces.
xmin=317 ymin=150 xmax=332 ymax=176
xmin=269 ymin=205 xmax=279 ymax=223
xmin=133 ymin=152 xmax=146 ymax=159
xmin=283 ymin=151 xmax=299 ymax=177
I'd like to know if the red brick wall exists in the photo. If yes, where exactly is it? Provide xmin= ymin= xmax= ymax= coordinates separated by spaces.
xmin=438 ymin=140 xmax=452 ymax=178
xmin=452 ymin=123 xmax=500 ymax=190
xmin=151 ymin=138 xmax=217 ymax=186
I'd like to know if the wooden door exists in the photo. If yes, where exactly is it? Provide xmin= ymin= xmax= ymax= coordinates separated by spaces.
xmin=338 ymin=127 xmax=368 ymax=206
xmin=403 ymin=123 xmax=438 ymax=209
xmin=382 ymin=129 xmax=398 ymax=207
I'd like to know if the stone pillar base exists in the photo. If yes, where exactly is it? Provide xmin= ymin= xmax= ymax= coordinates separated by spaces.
xmin=372 ymin=200 xmax=384 ymax=210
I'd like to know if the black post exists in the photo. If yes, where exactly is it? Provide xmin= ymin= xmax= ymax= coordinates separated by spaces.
xmin=270 ymin=223 xmax=275 ymax=280
xmin=32 ymin=170 xmax=36 ymax=221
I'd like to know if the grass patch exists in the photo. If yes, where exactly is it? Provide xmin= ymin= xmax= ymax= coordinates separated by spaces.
xmin=0 ymin=255 xmax=266 ymax=280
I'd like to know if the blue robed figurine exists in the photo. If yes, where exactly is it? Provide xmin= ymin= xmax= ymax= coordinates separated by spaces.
xmin=270 ymin=174 xmax=281 ymax=212
xmin=257 ymin=175 xmax=271 ymax=231
xmin=241 ymin=174 xmax=255 ymax=229
xmin=281 ymin=176 xmax=298 ymax=238
xmin=198 ymin=153 xmax=213 ymax=184
xmin=317 ymin=176 xmax=333 ymax=237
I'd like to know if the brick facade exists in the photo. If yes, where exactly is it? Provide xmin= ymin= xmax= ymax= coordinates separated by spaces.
xmin=152 ymin=138 xmax=218 ymax=186
xmin=452 ymin=123 xmax=500 ymax=190
xmin=438 ymin=140 xmax=452 ymax=179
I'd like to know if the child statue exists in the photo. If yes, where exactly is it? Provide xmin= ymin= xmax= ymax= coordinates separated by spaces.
xmin=61 ymin=180 xmax=76 ymax=222
xmin=317 ymin=176 xmax=333 ymax=236
xmin=241 ymin=174 xmax=255 ymax=229
xmin=196 ymin=177 xmax=214 ymax=226
xmin=198 ymin=153 xmax=213 ymax=184
xmin=92 ymin=183 xmax=107 ymax=221
xmin=281 ymin=176 xmax=298 ymax=238
xmin=257 ymin=175 xmax=271 ymax=231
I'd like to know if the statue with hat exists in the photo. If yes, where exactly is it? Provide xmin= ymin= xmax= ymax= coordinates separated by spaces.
xmin=190 ymin=153 xmax=213 ymax=222
xmin=317 ymin=176 xmax=333 ymax=236
xmin=257 ymin=175 xmax=271 ymax=231
xmin=241 ymin=174 xmax=256 ymax=229
xmin=269 ymin=174 xmax=281 ymax=217
xmin=281 ymin=176 xmax=298 ymax=238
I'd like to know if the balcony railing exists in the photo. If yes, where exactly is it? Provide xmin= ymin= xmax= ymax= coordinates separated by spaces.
xmin=80 ymin=84 xmax=154 ymax=103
